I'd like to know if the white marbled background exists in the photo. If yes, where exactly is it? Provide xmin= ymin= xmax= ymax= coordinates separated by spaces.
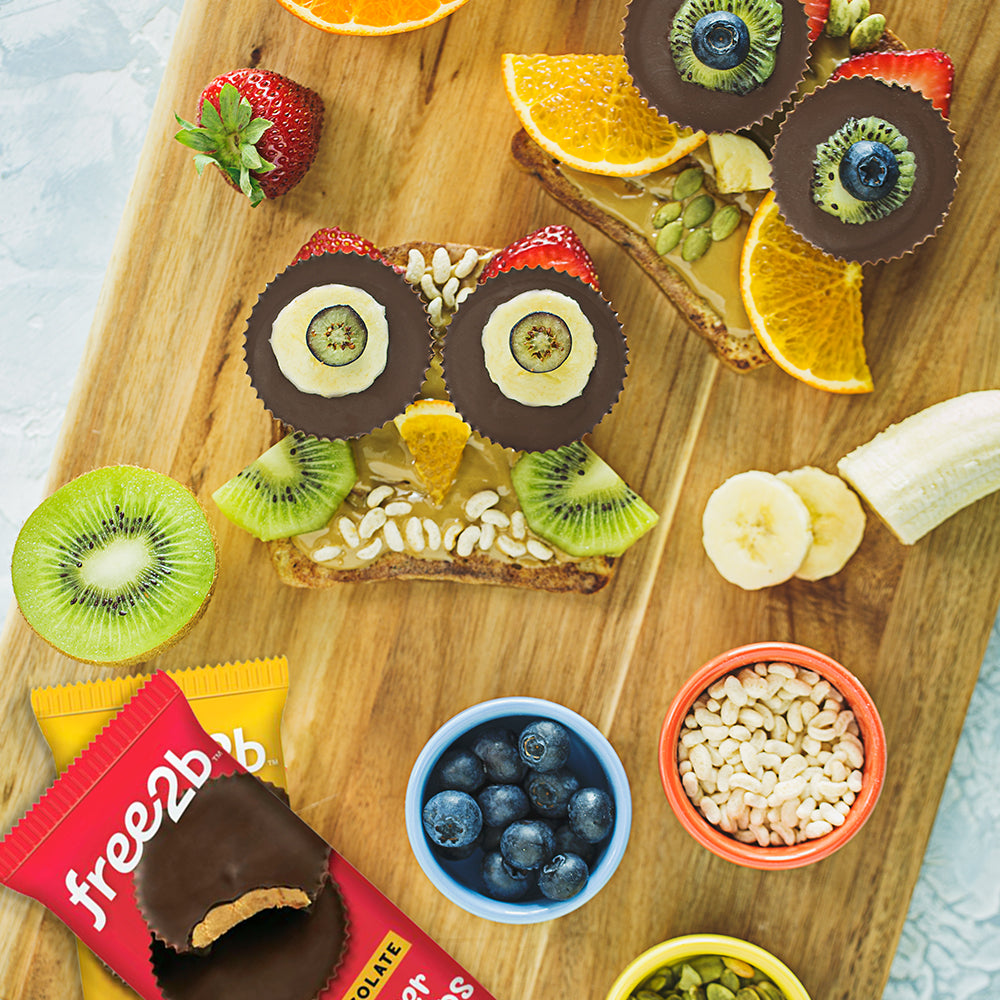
xmin=0 ymin=0 xmax=997 ymax=996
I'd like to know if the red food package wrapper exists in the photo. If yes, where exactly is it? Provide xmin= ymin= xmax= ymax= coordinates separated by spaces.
xmin=0 ymin=672 xmax=497 ymax=1000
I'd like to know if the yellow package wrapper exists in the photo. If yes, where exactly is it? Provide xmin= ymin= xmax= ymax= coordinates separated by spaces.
xmin=31 ymin=657 xmax=290 ymax=1000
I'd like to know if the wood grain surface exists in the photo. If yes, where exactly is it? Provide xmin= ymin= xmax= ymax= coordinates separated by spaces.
xmin=2 ymin=1 xmax=999 ymax=998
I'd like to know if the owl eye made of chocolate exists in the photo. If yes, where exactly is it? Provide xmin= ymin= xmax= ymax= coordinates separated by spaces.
xmin=443 ymin=268 xmax=628 ymax=453
xmin=770 ymin=76 xmax=960 ymax=264
xmin=244 ymin=253 xmax=432 ymax=440
xmin=621 ymin=0 xmax=811 ymax=132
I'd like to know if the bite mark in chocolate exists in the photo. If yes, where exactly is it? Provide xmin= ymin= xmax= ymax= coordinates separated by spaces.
xmin=134 ymin=772 xmax=331 ymax=952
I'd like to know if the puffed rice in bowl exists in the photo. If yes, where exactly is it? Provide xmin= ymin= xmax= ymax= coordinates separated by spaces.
xmin=659 ymin=642 xmax=886 ymax=869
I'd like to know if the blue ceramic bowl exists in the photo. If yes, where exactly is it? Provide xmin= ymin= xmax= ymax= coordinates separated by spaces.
xmin=405 ymin=696 xmax=632 ymax=924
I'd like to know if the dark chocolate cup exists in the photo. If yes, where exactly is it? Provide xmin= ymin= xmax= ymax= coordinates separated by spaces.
xmin=770 ymin=76 xmax=960 ymax=264
xmin=441 ymin=267 xmax=628 ymax=453
xmin=150 ymin=878 xmax=348 ymax=1000
xmin=134 ymin=772 xmax=331 ymax=953
xmin=621 ymin=0 xmax=811 ymax=133
xmin=244 ymin=252 xmax=433 ymax=440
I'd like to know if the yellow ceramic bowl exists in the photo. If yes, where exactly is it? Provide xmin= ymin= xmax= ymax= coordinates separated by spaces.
xmin=605 ymin=934 xmax=811 ymax=1000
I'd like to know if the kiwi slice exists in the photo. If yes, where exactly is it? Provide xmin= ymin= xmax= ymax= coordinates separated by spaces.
xmin=510 ymin=442 xmax=659 ymax=558
xmin=670 ymin=0 xmax=784 ymax=96
xmin=306 ymin=304 xmax=368 ymax=367
xmin=509 ymin=311 xmax=573 ymax=373
xmin=811 ymin=116 xmax=916 ymax=224
xmin=212 ymin=432 xmax=356 ymax=542
xmin=11 ymin=466 xmax=217 ymax=666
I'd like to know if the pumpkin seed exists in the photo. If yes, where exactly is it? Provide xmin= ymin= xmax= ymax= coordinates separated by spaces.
xmin=690 ymin=957 xmax=725 ymax=982
xmin=734 ymin=989 xmax=761 ymax=1000
xmin=711 ymin=204 xmax=741 ymax=241
xmin=720 ymin=970 xmax=741 ymax=993
xmin=681 ymin=227 xmax=712 ymax=262
xmin=683 ymin=194 xmax=715 ymax=229
xmin=653 ymin=201 xmax=683 ymax=228
xmin=677 ymin=964 xmax=703 ymax=990
xmin=825 ymin=0 xmax=852 ymax=36
xmin=753 ymin=983 xmax=784 ymax=1000
xmin=656 ymin=220 xmax=684 ymax=255
xmin=722 ymin=958 xmax=757 ymax=979
xmin=850 ymin=12 xmax=885 ymax=51
xmin=706 ymin=986 xmax=736 ymax=1000
xmin=635 ymin=991 xmax=662 ymax=1000
xmin=672 ymin=167 xmax=704 ymax=201
xmin=647 ymin=973 xmax=672 ymax=991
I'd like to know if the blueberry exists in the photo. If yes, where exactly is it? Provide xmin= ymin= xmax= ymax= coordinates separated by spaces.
xmin=567 ymin=787 xmax=614 ymax=843
xmin=481 ymin=851 xmax=534 ymax=901
xmin=517 ymin=720 xmax=571 ymax=772
xmin=524 ymin=767 xmax=580 ymax=818
xmin=432 ymin=747 xmax=486 ymax=794
xmin=472 ymin=729 xmax=528 ymax=783
xmin=840 ymin=140 xmax=900 ymax=201
xmin=691 ymin=11 xmax=750 ymax=72
xmin=434 ymin=833 xmax=482 ymax=862
xmin=477 ymin=784 xmax=531 ymax=828
xmin=499 ymin=819 xmax=556 ymax=870
xmin=422 ymin=790 xmax=483 ymax=849
xmin=537 ymin=853 xmax=589 ymax=901
xmin=553 ymin=823 xmax=599 ymax=866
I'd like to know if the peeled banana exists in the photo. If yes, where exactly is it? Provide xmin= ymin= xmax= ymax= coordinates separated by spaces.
xmin=837 ymin=390 xmax=1000 ymax=544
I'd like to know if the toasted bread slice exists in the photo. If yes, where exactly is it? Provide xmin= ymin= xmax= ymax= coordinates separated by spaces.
xmin=264 ymin=240 xmax=619 ymax=594
xmin=509 ymin=29 xmax=908 ymax=374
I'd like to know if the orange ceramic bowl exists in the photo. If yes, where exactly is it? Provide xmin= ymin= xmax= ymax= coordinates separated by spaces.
xmin=659 ymin=642 xmax=886 ymax=869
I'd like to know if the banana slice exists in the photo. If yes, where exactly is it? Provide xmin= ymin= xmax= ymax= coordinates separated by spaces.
xmin=702 ymin=470 xmax=813 ymax=590
xmin=837 ymin=390 xmax=1000 ymax=544
xmin=777 ymin=467 xmax=866 ymax=580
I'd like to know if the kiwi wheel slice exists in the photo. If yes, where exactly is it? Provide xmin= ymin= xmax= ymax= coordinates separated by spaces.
xmin=11 ymin=466 xmax=217 ymax=666
xmin=511 ymin=442 xmax=659 ymax=558
xmin=212 ymin=432 xmax=356 ymax=542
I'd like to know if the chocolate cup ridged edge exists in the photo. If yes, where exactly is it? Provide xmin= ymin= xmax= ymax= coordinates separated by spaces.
xmin=242 ymin=252 xmax=434 ymax=441
xmin=441 ymin=266 xmax=629 ymax=453
xmin=150 ymin=876 xmax=350 ymax=1000
xmin=770 ymin=76 xmax=961 ymax=264
xmin=621 ymin=0 xmax=812 ymax=134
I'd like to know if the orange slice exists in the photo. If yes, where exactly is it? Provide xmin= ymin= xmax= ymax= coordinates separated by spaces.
xmin=273 ymin=0 xmax=470 ymax=35
xmin=502 ymin=53 xmax=706 ymax=177
xmin=394 ymin=400 xmax=471 ymax=505
xmin=740 ymin=192 xmax=872 ymax=394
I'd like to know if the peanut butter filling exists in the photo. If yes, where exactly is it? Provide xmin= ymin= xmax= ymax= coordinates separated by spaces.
xmin=190 ymin=887 xmax=312 ymax=949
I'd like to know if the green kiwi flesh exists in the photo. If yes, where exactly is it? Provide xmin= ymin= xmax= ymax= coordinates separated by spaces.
xmin=670 ymin=0 xmax=783 ymax=96
xmin=11 ymin=466 xmax=217 ymax=666
xmin=212 ymin=432 xmax=357 ymax=542
xmin=510 ymin=442 xmax=659 ymax=557
xmin=811 ymin=116 xmax=916 ymax=224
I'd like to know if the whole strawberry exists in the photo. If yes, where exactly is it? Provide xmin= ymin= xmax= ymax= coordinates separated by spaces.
xmin=479 ymin=224 xmax=600 ymax=290
xmin=175 ymin=68 xmax=323 ymax=206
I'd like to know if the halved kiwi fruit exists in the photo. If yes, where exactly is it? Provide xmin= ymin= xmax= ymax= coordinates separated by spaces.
xmin=212 ymin=432 xmax=356 ymax=542
xmin=510 ymin=442 xmax=659 ymax=557
xmin=11 ymin=466 xmax=217 ymax=666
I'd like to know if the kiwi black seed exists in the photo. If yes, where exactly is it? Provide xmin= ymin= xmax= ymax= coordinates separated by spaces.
xmin=811 ymin=116 xmax=916 ymax=224
xmin=306 ymin=304 xmax=368 ymax=367
xmin=510 ymin=441 xmax=659 ymax=558
xmin=509 ymin=311 xmax=573 ymax=373
xmin=212 ymin=432 xmax=357 ymax=542
xmin=670 ymin=0 xmax=784 ymax=96
xmin=11 ymin=465 xmax=217 ymax=666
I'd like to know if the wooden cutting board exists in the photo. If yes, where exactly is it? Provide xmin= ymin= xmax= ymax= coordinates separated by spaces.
xmin=1 ymin=1 xmax=998 ymax=998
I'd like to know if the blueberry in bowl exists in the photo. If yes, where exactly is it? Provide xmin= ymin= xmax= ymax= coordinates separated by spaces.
xmin=405 ymin=696 xmax=631 ymax=924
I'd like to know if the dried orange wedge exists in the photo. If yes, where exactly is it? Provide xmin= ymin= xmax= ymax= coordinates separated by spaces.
xmin=273 ymin=0 xmax=470 ymax=35
xmin=740 ymin=192 xmax=872 ymax=394
xmin=394 ymin=399 xmax=471 ymax=505
xmin=502 ymin=53 xmax=706 ymax=177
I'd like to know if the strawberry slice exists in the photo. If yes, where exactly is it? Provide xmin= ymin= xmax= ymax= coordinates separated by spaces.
xmin=292 ymin=227 xmax=383 ymax=264
xmin=801 ymin=0 xmax=830 ymax=43
xmin=831 ymin=48 xmax=954 ymax=116
xmin=480 ymin=224 xmax=600 ymax=290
